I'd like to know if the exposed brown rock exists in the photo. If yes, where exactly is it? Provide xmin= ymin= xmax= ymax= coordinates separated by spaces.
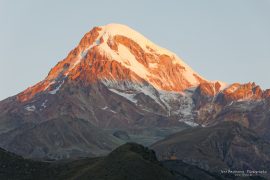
xmin=263 ymin=89 xmax=270 ymax=98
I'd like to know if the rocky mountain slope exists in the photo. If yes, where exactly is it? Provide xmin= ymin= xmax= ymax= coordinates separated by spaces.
xmin=151 ymin=121 xmax=270 ymax=179
xmin=0 ymin=23 xmax=270 ymax=161
xmin=192 ymin=82 xmax=270 ymax=139
xmin=0 ymin=116 xmax=124 ymax=159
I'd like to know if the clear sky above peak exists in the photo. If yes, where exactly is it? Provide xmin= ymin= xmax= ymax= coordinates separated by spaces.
xmin=0 ymin=0 xmax=270 ymax=100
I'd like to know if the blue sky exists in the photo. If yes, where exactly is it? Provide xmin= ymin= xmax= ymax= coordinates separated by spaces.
xmin=0 ymin=0 xmax=270 ymax=100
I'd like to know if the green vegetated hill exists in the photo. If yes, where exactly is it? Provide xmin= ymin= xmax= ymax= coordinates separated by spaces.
xmin=0 ymin=143 xmax=175 ymax=180
xmin=0 ymin=141 xmax=267 ymax=180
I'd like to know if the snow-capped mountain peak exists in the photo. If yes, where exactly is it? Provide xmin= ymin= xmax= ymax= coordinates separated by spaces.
xmin=18 ymin=23 xmax=207 ymax=102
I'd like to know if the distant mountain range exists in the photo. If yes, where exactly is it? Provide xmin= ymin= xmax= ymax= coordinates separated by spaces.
xmin=0 ymin=23 xmax=269 ymax=179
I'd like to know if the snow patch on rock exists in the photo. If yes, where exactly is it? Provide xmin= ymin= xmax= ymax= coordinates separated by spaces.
xmin=149 ymin=63 xmax=158 ymax=69
xmin=25 ymin=105 xmax=36 ymax=112
xmin=182 ymin=121 xmax=199 ymax=127
xmin=109 ymin=89 xmax=137 ymax=103
xmin=41 ymin=99 xmax=48 ymax=109
xmin=49 ymin=81 xmax=65 ymax=95
xmin=101 ymin=106 xmax=108 ymax=110
xmin=159 ymin=90 xmax=195 ymax=119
